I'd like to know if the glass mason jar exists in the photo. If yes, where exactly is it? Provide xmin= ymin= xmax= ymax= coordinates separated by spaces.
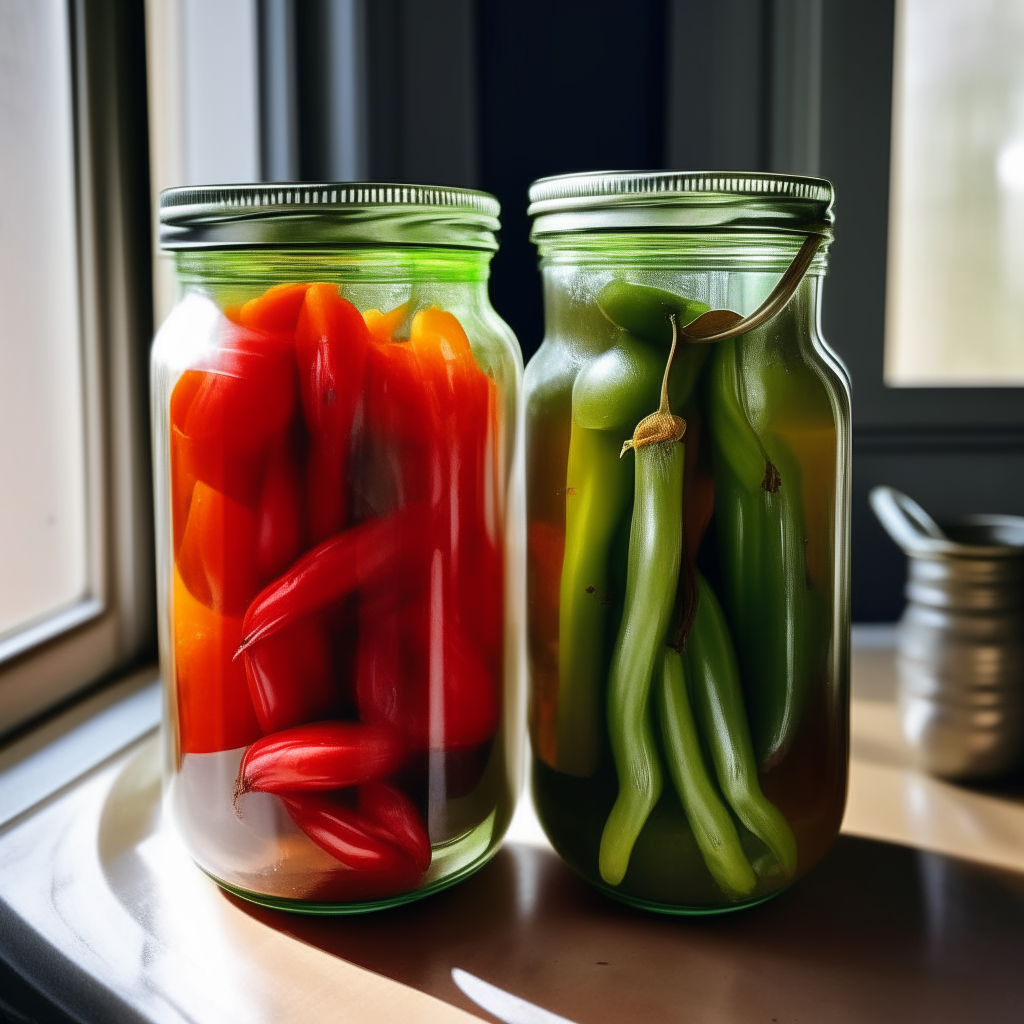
xmin=524 ymin=172 xmax=850 ymax=914
xmin=151 ymin=184 xmax=523 ymax=912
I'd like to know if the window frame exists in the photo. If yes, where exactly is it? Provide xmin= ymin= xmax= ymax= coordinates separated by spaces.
xmin=0 ymin=0 xmax=155 ymax=735
xmin=816 ymin=0 xmax=1024 ymax=620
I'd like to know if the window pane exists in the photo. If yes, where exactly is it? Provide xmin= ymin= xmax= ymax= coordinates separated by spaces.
xmin=0 ymin=0 xmax=88 ymax=636
xmin=885 ymin=0 xmax=1024 ymax=385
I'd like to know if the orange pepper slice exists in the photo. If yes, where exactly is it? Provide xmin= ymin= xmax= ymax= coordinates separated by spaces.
xmin=363 ymin=302 xmax=409 ymax=343
xmin=173 ymin=566 xmax=261 ymax=754
xmin=237 ymin=282 xmax=310 ymax=332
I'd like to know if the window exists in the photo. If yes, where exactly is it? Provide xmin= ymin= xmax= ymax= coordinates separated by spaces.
xmin=0 ymin=0 xmax=154 ymax=734
xmin=815 ymin=0 xmax=1024 ymax=620
xmin=886 ymin=0 xmax=1024 ymax=386
xmin=0 ymin=1 xmax=89 ymax=643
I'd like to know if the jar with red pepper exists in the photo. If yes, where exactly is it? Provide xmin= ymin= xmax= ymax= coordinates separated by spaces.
xmin=152 ymin=184 xmax=522 ymax=911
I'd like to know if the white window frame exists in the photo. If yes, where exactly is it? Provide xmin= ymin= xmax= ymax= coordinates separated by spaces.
xmin=0 ymin=0 xmax=155 ymax=735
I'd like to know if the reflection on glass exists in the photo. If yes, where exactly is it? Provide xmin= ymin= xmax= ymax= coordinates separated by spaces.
xmin=886 ymin=0 xmax=1024 ymax=385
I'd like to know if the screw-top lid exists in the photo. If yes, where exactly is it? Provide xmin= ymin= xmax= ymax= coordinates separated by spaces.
xmin=159 ymin=183 xmax=501 ymax=251
xmin=528 ymin=171 xmax=834 ymax=239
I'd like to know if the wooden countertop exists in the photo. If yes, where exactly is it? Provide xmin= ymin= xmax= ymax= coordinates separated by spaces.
xmin=843 ymin=627 xmax=1024 ymax=875
xmin=1 ymin=628 xmax=1022 ymax=1022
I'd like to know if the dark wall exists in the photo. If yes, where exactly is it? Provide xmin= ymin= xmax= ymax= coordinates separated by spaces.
xmin=477 ymin=0 xmax=668 ymax=362
xmin=286 ymin=0 xmax=1024 ymax=622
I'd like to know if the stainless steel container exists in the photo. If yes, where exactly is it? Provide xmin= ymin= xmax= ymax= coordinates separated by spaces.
xmin=871 ymin=487 xmax=1024 ymax=781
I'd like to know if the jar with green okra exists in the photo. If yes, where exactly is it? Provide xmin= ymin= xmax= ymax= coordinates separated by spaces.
xmin=524 ymin=172 xmax=850 ymax=914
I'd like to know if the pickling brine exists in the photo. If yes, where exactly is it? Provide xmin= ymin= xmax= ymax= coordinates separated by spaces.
xmin=152 ymin=184 xmax=523 ymax=912
xmin=525 ymin=172 xmax=850 ymax=914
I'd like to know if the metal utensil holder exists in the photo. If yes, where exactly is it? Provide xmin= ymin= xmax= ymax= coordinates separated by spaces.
xmin=871 ymin=488 xmax=1024 ymax=781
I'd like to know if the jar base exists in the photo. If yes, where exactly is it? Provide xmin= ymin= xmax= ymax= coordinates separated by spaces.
xmin=204 ymin=841 xmax=503 ymax=915
xmin=197 ymin=806 xmax=504 ymax=915
xmin=593 ymin=879 xmax=791 ymax=916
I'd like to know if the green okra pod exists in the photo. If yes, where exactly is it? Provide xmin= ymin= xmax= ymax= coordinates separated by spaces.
xmin=572 ymin=332 xmax=666 ymax=432
xmin=656 ymin=643 xmax=757 ymax=898
xmin=597 ymin=280 xmax=708 ymax=349
xmin=557 ymin=332 xmax=662 ymax=777
xmin=706 ymin=336 xmax=812 ymax=769
xmin=599 ymin=324 xmax=686 ymax=887
xmin=558 ymin=314 xmax=707 ymax=777
xmin=686 ymin=572 xmax=798 ymax=879
xmin=558 ymin=425 xmax=633 ymax=775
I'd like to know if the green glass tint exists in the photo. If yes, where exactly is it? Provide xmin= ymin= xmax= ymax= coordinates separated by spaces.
xmin=152 ymin=186 xmax=523 ymax=913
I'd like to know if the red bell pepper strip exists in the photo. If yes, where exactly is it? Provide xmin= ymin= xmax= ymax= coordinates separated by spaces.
xmin=409 ymin=309 xmax=505 ymax=661
xmin=173 ymin=567 xmax=261 ymax=754
xmin=237 ymin=506 xmax=425 ymax=654
xmin=432 ymin=623 xmax=500 ymax=750
xmin=170 ymin=321 xmax=298 ymax=509
xmin=355 ymin=590 xmax=499 ymax=752
xmin=361 ymin=337 xmax=437 ymax=508
xmin=351 ymin=307 xmax=504 ymax=759
xmin=255 ymin=430 xmax=306 ymax=582
xmin=412 ymin=309 xmax=504 ymax=698
xmin=279 ymin=793 xmax=418 ymax=876
xmin=242 ymin=615 xmax=337 ymax=733
xmin=295 ymin=284 xmax=371 ymax=542
xmin=176 ymin=480 xmax=260 ymax=616
xmin=235 ymin=722 xmax=406 ymax=796
xmin=358 ymin=781 xmax=431 ymax=872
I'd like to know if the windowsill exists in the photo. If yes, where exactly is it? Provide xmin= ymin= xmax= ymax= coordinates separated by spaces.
xmin=0 ymin=665 xmax=160 ymax=830
xmin=2 ymin=633 xmax=1023 ymax=1023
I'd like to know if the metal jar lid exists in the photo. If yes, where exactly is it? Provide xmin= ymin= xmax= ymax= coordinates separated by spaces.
xmin=527 ymin=170 xmax=834 ymax=239
xmin=159 ymin=183 xmax=501 ymax=251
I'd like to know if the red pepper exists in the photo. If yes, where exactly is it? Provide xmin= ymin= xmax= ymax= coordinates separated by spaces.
xmin=176 ymin=480 xmax=260 ymax=616
xmin=454 ymin=377 xmax=505 ymax=677
xmin=237 ymin=506 xmax=425 ymax=654
xmin=243 ymin=615 xmax=337 ymax=733
xmin=255 ymin=430 xmax=306 ymax=582
xmin=235 ymin=722 xmax=406 ymax=796
xmin=358 ymin=781 xmax=431 ymax=872
xmin=173 ymin=567 xmax=261 ymax=754
xmin=170 ymin=321 xmax=298 ymax=509
xmin=356 ymin=589 xmax=499 ymax=752
xmin=361 ymin=338 xmax=436 ymax=510
xmin=351 ymin=308 xmax=504 ymax=761
xmin=295 ymin=284 xmax=371 ymax=542
xmin=409 ymin=310 xmax=504 ymax=667
xmin=280 ymin=793 xmax=419 ymax=878
xmin=414 ymin=309 xmax=504 ymax=722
